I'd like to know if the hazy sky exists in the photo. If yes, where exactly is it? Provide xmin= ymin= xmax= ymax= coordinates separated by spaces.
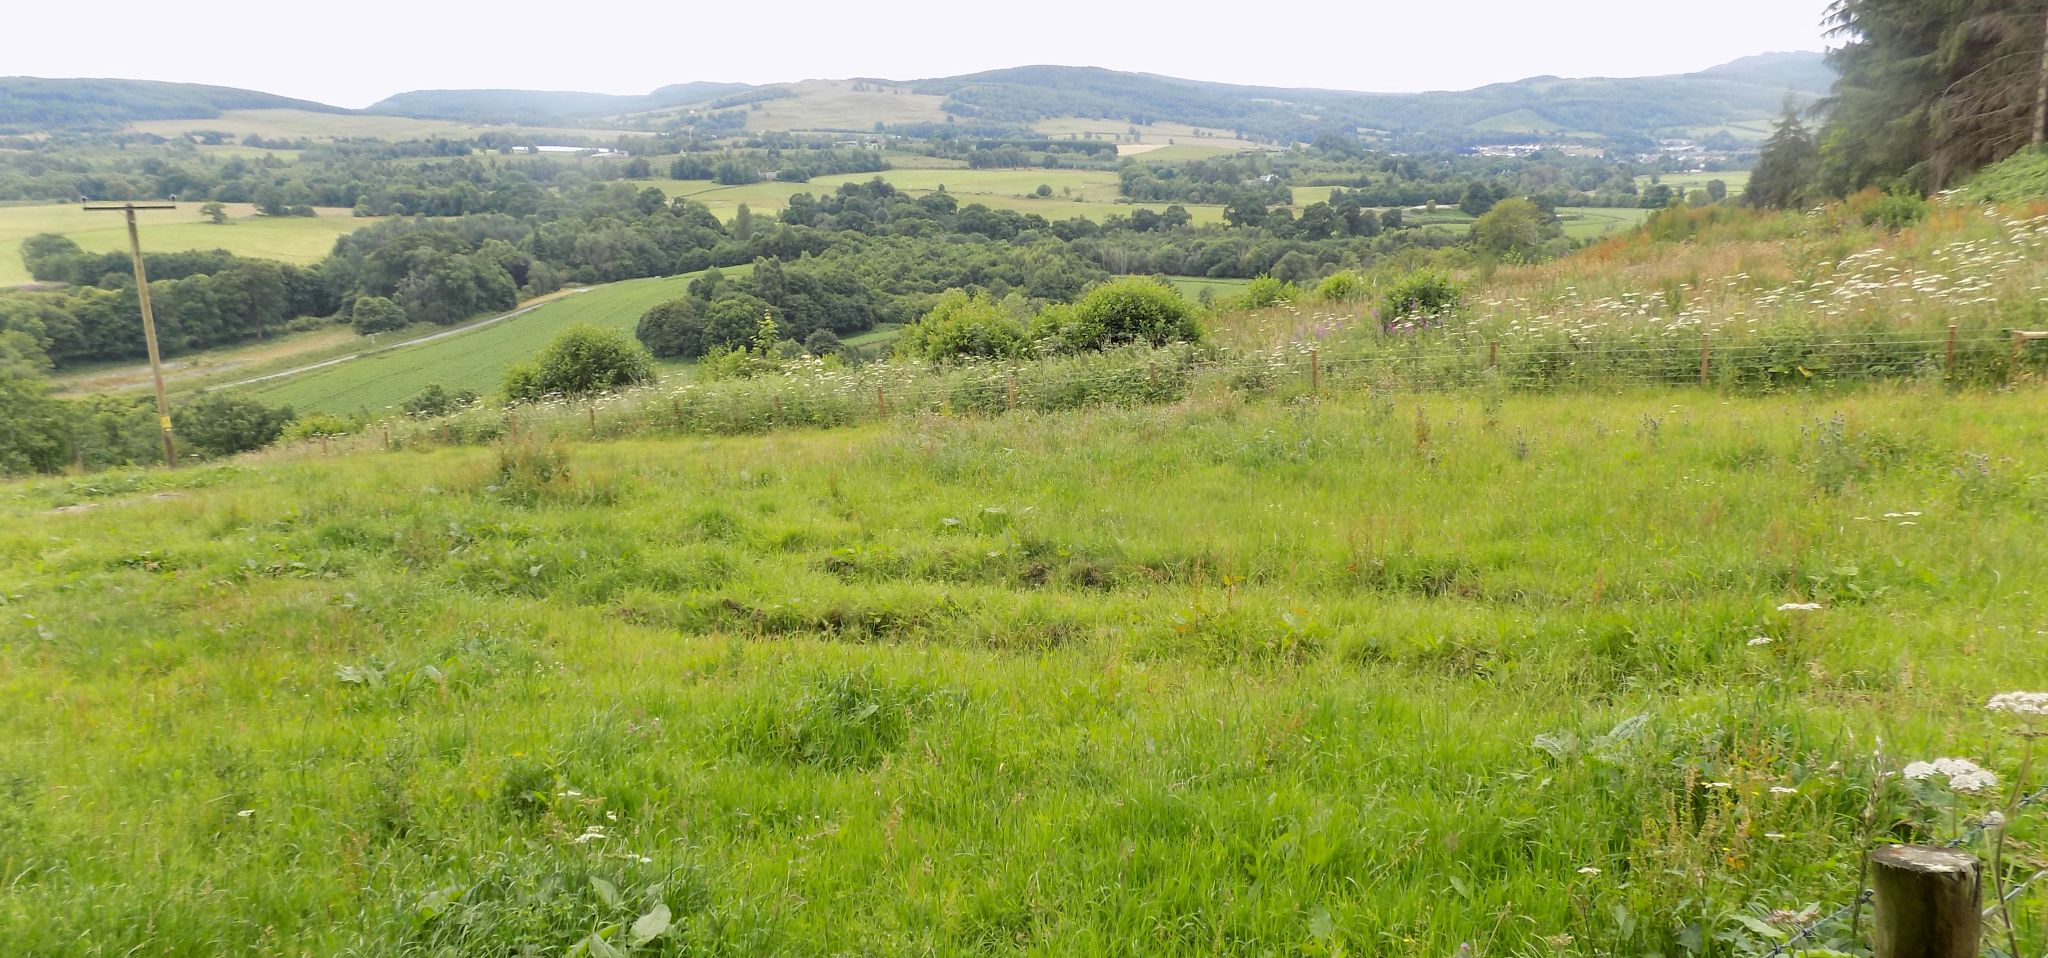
xmin=12 ymin=0 xmax=1834 ymax=108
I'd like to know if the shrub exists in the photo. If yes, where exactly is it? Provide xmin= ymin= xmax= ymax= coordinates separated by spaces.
xmin=1854 ymin=191 xmax=1928 ymax=231
xmin=349 ymin=296 xmax=408 ymax=335
xmin=280 ymin=412 xmax=358 ymax=441
xmin=1380 ymin=268 xmax=1463 ymax=323
xmin=1314 ymin=271 xmax=1367 ymax=301
xmin=401 ymin=384 xmax=479 ymax=419
xmin=503 ymin=325 xmax=655 ymax=402
xmin=1034 ymin=278 xmax=1202 ymax=352
xmin=896 ymin=290 xmax=1031 ymax=363
xmin=171 ymin=392 xmax=294 ymax=458
xmin=1236 ymin=275 xmax=1302 ymax=310
xmin=803 ymin=329 xmax=843 ymax=356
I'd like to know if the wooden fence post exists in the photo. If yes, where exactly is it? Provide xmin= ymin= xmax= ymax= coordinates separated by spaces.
xmin=877 ymin=386 xmax=887 ymax=416
xmin=319 ymin=435 xmax=330 ymax=456
xmin=1945 ymin=324 xmax=1957 ymax=375
xmin=1310 ymin=348 xmax=1321 ymax=394
xmin=1871 ymin=845 xmax=1979 ymax=958
xmin=587 ymin=404 xmax=597 ymax=437
xmin=1699 ymin=333 xmax=1711 ymax=386
xmin=1006 ymin=374 xmax=1017 ymax=412
xmin=773 ymin=394 xmax=783 ymax=423
xmin=507 ymin=412 xmax=518 ymax=442
xmin=1489 ymin=340 xmax=1498 ymax=369
xmin=382 ymin=426 xmax=391 ymax=450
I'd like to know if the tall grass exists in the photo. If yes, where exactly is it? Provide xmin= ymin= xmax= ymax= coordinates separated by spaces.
xmin=3 ymin=386 xmax=2047 ymax=955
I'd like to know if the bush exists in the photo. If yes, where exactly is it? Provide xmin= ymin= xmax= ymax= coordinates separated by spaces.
xmin=1236 ymin=275 xmax=1302 ymax=310
xmin=896 ymin=291 xmax=1031 ymax=363
xmin=635 ymin=295 xmax=771 ymax=359
xmin=1854 ymin=190 xmax=1928 ymax=231
xmin=1034 ymin=278 xmax=1202 ymax=353
xmin=1314 ymin=271 xmax=1367 ymax=301
xmin=1380 ymin=268 xmax=1463 ymax=324
xmin=401 ymin=384 xmax=479 ymax=419
xmin=171 ymin=392 xmax=294 ymax=458
xmin=503 ymin=325 xmax=655 ymax=402
xmin=280 ymin=412 xmax=358 ymax=441
xmin=349 ymin=295 xmax=407 ymax=335
xmin=803 ymin=329 xmax=843 ymax=356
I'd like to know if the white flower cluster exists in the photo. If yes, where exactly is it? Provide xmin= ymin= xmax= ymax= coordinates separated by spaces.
xmin=1902 ymin=757 xmax=1999 ymax=793
xmin=1988 ymin=692 xmax=2048 ymax=716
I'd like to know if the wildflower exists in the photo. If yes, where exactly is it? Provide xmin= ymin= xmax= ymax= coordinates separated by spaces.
xmin=1988 ymin=692 xmax=2048 ymax=716
xmin=1748 ymin=636 xmax=1774 ymax=647
xmin=1902 ymin=758 xmax=1998 ymax=793
xmin=1777 ymin=602 xmax=1823 ymax=612
xmin=237 ymin=809 xmax=255 ymax=818
xmin=573 ymin=825 xmax=607 ymax=844
xmin=1770 ymin=786 xmax=1797 ymax=795
xmin=1982 ymin=810 xmax=2007 ymax=828
xmin=1577 ymin=866 xmax=1601 ymax=876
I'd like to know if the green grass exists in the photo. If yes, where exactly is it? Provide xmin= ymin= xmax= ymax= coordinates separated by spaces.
xmin=1636 ymin=170 xmax=1750 ymax=195
xmin=3 ymin=385 xmax=2046 ymax=955
xmin=1556 ymin=205 xmax=1654 ymax=240
xmin=639 ymin=171 xmax=1228 ymax=225
xmin=0 ymin=202 xmax=373 ymax=287
xmin=244 ymin=271 xmax=735 ymax=414
xmin=1137 ymin=274 xmax=1253 ymax=299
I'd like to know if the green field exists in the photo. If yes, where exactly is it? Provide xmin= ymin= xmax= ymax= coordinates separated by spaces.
xmin=640 ymin=171 xmax=1228 ymax=226
xmin=1121 ymin=144 xmax=1247 ymax=163
xmin=3 ymin=385 xmax=2044 ymax=954
xmin=1556 ymin=205 xmax=1655 ymax=239
xmin=1142 ymin=274 xmax=1253 ymax=299
xmin=1636 ymin=170 xmax=1751 ymax=195
xmin=127 ymin=108 xmax=625 ymax=143
xmin=0 ymin=202 xmax=372 ymax=287
xmin=244 ymin=274 xmax=717 ymax=414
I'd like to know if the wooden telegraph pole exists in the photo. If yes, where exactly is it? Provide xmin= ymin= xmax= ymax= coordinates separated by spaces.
xmin=85 ymin=200 xmax=180 ymax=467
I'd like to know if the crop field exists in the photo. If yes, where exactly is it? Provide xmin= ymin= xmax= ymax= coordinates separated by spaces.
xmin=1636 ymin=170 xmax=1751 ymax=194
xmin=0 ymin=202 xmax=371 ymax=287
xmin=1031 ymin=116 xmax=1277 ymax=151
xmin=642 ymin=172 xmax=1228 ymax=226
xmin=1555 ymin=205 xmax=1653 ymax=239
xmin=3 ymin=382 xmax=2046 ymax=955
xmin=127 ymin=109 xmax=623 ymax=143
xmin=244 ymin=273 xmax=722 ymax=414
xmin=1119 ymin=143 xmax=1246 ymax=162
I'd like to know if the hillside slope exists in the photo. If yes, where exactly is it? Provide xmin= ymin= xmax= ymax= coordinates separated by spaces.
xmin=0 ymin=76 xmax=346 ymax=133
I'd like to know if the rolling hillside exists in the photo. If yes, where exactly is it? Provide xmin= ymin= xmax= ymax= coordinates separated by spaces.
xmin=1 ymin=52 xmax=1830 ymax=146
xmin=0 ymin=76 xmax=346 ymax=134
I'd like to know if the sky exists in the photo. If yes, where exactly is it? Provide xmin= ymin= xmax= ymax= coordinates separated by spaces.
xmin=11 ymin=0 xmax=1834 ymax=109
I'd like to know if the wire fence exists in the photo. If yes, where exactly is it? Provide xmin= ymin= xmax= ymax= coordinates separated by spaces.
xmin=1760 ymin=784 xmax=2048 ymax=958
xmin=262 ymin=326 xmax=2048 ymax=464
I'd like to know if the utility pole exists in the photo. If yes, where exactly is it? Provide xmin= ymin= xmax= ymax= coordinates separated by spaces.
xmin=85 ymin=200 xmax=179 ymax=467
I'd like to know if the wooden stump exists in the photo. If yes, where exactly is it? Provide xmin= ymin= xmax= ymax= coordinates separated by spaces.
xmin=1871 ymin=845 xmax=1979 ymax=958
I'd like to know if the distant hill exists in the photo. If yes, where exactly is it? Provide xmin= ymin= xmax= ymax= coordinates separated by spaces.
xmin=365 ymin=82 xmax=752 ymax=126
xmin=1 ymin=53 xmax=1835 ymax=146
xmin=0 ymin=77 xmax=345 ymax=134
xmin=912 ymin=53 xmax=1835 ymax=147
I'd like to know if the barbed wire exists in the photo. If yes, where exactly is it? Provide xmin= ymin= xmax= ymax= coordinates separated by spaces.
xmin=1752 ymin=784 xmax=2048 ymax=958
xmin=1760 ymin=890 xmax=1874 ymax=958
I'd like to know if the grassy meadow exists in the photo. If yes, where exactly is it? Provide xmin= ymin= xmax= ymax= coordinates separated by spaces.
xmin=0 ymin=201 xmax=371 ymax=287
xmin=3 ymin=384 xmax=2046 ymax=955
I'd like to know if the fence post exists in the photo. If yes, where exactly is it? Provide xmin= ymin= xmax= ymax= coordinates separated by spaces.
xmin=1489 ymin=340 xmax=1498 ymax=369
xmin=507 ymin=412 xmax=518 ymax=442
xmin=773 ymin=394 xmax=783 ymax=423
xmin=1310 ymin=347 xmax=1321 ymax=394
xmin=1006 ymin=374 xmax=1018 ymax=411
xmin=1871 ymin=845 xmax=1979 ymax=958
xmin=382 ymin=426 xmax=391 ymax=450
xmin=319 ymin=435 xmax=329 ymax=456
xmin=1698 ymin=333 xmax=1712 ymax=386
xmin=877 ymin=386 xmax=887 ymax=416
xmin=587 ymin=404 xmax=597 ymax=437
xmin=1945 ymin=324 xmax=1957 ymax=376
xmin=671 ymin=398 xmax=681 ymax=426
xmin=2019 ymin=330 xmax=2029 ymax=361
